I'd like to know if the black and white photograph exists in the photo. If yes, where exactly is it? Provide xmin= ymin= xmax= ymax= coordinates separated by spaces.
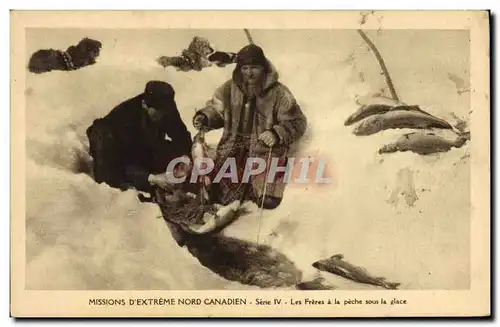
xmin=10 ymin=10 xmax=490 ymax=318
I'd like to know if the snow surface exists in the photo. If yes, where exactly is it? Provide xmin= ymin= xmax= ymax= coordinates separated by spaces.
xmin=24 ymin=29 xmax=470 ymax=290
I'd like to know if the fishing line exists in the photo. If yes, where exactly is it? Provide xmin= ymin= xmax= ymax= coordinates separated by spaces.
xmin=256 ymin=146 xmax=273 ymax=244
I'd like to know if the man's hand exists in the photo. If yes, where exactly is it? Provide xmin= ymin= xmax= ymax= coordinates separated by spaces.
xmin=259 ymin=130 xmax=278 ymax=148
xmin=148 ymin=173 xmax=174 ymax=191
xmin=193 ymin=113 xmax=208 ymax=130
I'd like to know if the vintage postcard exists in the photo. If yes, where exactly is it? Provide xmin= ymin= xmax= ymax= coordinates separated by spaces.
xmin=10 ymin=10 xmax=490 ymax=318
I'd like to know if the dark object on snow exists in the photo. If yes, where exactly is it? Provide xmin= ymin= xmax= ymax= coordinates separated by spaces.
xmin=138 ymin=185 xmax=303 ymax=288
xmin=379 ymin=131 xmax=470 ymax=155
xmin=208 ymin=51 xmax=237 ymax=66
xmin=154 ymin=187 xmax=245 ymax=236
xmin=312 ymin=254 xmax=401 ymax=290
xmin=184 ymin=233 xmax=303 ymax=288
xmin=86 ymin=80 xmax=192 ymax=193
xmin=156 ymin=36 xmax=237 ymax=72
xmin=353 ymin=109 xmax=453 ymax=136
xmin=345 ymin=104 xmax=425 ymax=126
xmin=28 ymin=37 xmax=102 ymax=74
xmin=295 ymin=277 xmax=336 ymax=290
xmin=162 ymin=217 xmax=303 ymax=288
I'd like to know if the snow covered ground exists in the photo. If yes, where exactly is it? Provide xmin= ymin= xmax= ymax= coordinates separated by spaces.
xmin=24 ymin=29 xmax=470 ymax=290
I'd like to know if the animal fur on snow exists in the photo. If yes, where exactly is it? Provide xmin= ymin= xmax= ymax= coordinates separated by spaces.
xmin=156 ymin=36 xmax=237 ymax=72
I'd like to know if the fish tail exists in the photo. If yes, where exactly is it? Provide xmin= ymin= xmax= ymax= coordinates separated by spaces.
xmin=460 ymin=131 xmax=471 ymax=141
xmin=384 ymin=282 xmax=401 ymax=290
xmin=455 ymin=132 xmax=470 ymax=148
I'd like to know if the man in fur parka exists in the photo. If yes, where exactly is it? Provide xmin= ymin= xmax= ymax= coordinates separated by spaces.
xmin=193 ymin=44 xmax=307 ymax=209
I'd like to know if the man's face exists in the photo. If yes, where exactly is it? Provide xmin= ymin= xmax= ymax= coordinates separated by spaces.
xmin=143 ymin=100 xmax=167 ymax=122
xmin=241 ymin=64 xmax=265 ymax=85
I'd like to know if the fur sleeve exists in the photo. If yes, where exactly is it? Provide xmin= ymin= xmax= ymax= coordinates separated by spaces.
xmin=195 ymin=80 xmax=230 ymax=130
xmin=272 ymin=85 xmax=308 ymax=145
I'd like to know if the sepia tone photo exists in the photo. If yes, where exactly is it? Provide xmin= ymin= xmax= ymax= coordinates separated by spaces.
xmin=11 ymin=10 xmax=490 ymax=318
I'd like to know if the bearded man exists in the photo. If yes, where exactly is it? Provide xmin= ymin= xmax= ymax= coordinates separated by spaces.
xmin=192 ymin=44 xmax=307 ymax=209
